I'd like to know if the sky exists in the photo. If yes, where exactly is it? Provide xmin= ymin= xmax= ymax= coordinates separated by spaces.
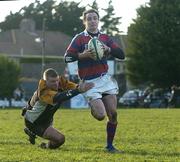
xmin=0 ymin=0 xmax=149 ymax=34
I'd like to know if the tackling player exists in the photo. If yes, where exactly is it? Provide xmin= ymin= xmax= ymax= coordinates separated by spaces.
xmin=22 ymin=68 xmax=93 ymax=149
xmin=64 ymin=9 xmax=125 ymax=152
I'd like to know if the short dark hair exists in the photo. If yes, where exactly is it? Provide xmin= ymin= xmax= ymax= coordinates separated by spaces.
xmin=82 ymin=9 xmax=99 ymax=21
xmin=43 ymin=68 xmax=58 ymax=80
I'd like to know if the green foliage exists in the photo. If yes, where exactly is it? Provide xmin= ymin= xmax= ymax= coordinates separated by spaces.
xmin=0 ymin=109 xmax=179 ymax=161
xmin=0 ymin=12 xmax=23 ymax=31
xmin=0 ymin=0 xmax=122 ymax=37
xmin=52 ymin=1 xmax=85 ymax=36
xmin=89 ymin=0 xmax=99 ymax=11
xmin=100 ymin=0 xmax=122 ymax=36
xmin=0 ymin=0 xmax=85 ymax=37
xmin=19 ymin=55 xmax=64 ymax=63
xmin=127 ymin=0 xmax=180 ymax=88
xmin=0 ymin=55 xmax=21 ymax=98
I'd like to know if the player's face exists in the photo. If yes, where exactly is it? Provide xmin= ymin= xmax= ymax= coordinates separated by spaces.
xmin=46 ymin=76 xmax=59 ymax=90
xmin=84 ymin=12 xmax=99 ymax=33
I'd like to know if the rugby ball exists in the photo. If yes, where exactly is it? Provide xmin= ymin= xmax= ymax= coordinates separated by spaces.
xmin=88 ymin=37 xmax=104 ymax=60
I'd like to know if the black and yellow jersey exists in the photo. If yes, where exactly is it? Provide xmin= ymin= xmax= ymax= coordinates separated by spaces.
xmin=25 ymin=76 xmax=79 ymax=125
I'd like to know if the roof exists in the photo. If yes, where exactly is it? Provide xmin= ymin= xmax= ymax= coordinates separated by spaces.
xmin=0 ymin=29 xmax=72 ymax=56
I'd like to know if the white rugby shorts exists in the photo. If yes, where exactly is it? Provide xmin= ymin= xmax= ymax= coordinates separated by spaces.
xmin=83 ymin=74 xmax=119 ymax=102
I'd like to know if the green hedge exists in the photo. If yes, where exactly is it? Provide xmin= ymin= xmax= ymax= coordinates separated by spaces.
xmin=19 ymin=55 xmax=64 ymax=63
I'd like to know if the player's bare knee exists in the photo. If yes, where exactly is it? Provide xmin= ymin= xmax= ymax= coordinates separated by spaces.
xmin=96 ymin=114 xmax=105 ymax=121
xmin=91 ymin=111 xmax=105 ymax=121
xmin=58 ymin=134 xmax=65 ymax=146
xmin=53 ymin=135 xmax=65 ymax=148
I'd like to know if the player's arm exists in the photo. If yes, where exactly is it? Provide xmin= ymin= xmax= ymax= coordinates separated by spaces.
xmin=78 ymin=49 xmax=96 ymax=60
xmin=110 ymin=48 xmax=125 ymax=60
xmin=65 ymin=49 xmax=95 ymax=62
xmin=104 ymin=37 xmax=125 ymax=60
xmin=53 ymin=89 xmax=80 ymax=103
xmin=64 ymin=35 xmax=80 ymax=63
xmin=64 ymin=52 xmax=79 ymax=62
xmin=53 ymin=82 xmax=94 ymax=104
xmin=39 ymin=88 xmax=79 ymax=105
xmin=64 ymin=35 xmax=95 ymax=62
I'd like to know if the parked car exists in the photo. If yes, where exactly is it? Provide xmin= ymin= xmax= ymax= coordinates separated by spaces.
xmin=119 ymin=89 xmax=143 ymax=107
xmin=143 ymin=88 xmax=170 ymax=108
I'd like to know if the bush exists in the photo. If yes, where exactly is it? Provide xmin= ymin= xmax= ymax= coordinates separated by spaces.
xmin=0 ymin=55 xmax=21 ymax=98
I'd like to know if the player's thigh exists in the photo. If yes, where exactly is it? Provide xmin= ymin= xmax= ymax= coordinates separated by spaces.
xmin=90 ymin=99 xmax=106 ymax=120
xmin=42 ymin=126 xmax=65 ymax=142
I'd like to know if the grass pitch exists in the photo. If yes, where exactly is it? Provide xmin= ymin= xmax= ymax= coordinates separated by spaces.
xmin=0 ymin=108 xmax=179 ymax=162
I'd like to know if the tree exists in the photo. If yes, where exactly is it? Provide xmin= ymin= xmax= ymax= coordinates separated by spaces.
xmin=52 ymin=1 xmax=85 ymax=36
xmin=100 ymin=0 xmax=121 ymax=36
xmin=0 ymin=0 xmax=123 ymax=37
xmin=0 ymin=0 xmax=85 ymax=37
xmin=89 ymin=0 xmax=99 ymax=11
xmin=0 ymin=55 xmax=21 ymax=98
xmin=0 ymin=12 xmax=23 ymax=31
xmin=126 ymin=0 xmax=180 ymax=88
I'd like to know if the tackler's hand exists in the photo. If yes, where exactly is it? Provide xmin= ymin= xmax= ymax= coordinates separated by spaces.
xmin=78 ymin=81 xmax=94 ymax=93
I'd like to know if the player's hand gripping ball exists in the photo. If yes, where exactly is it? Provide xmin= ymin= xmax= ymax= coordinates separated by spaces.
xmin=88 ymin=37 xmax=104 ymax=60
